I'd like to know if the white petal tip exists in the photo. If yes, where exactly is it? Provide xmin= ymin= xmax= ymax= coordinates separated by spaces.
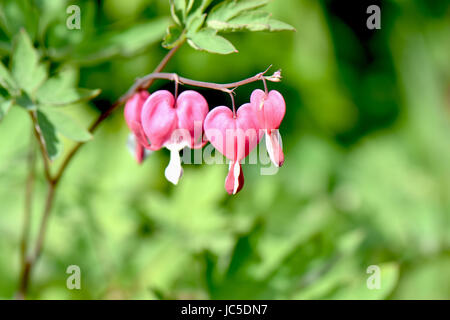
xmin=165 ymin=165 xmax=183 ymax=185
xmin=165 ymin=146 xmax=183 ymax=185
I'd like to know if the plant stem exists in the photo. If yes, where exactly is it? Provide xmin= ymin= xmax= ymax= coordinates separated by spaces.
xmin=16 ymin=183 xmax=55 ymax=299
xmin=89 ymin=43 xmax=183 ymax=133
xmin=20 ymin=133 xmax=36 ymax=267
xmin=29 ymin=111 xmax=52 ymax=183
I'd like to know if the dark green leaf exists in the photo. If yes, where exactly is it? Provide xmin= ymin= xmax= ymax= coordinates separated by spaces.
xmin=39 ymin=107 xmax=92 ymax=142
xmin=15 ymin=91 xmax=36 ymax=110
xmin=187 ymin=28 xmax=237 ymax=54
xmin=36 ymin=110 xmax=61 ymax=160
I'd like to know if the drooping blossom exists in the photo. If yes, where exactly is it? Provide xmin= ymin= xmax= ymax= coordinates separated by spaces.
xmin=204 ymin=104 xmax=261 ymax=195
xmin=250 ymin=89 xmax=285 ymax=167
xmin=141 ymin=90 xmax=208 ymax=184
xmin=124 ymin=91 xmax=150 ymax=163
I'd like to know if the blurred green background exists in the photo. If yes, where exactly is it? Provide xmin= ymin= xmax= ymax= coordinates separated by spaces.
xmin=0 ymin=0 xmax=449 ymax=299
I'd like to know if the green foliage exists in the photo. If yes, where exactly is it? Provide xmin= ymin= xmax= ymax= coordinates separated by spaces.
xmin=36 ymin=109 xmax=61 ymax=160
xmin=37 ymin=78 xmax=100 ymax=106
xmin=206 ymin=0 xmax=294 ymax=32
xmin=187 ymin=28 xmax=238 ymax=54
xmin=0 ymin=25 xmax=99 ymax=159
xmin=11 ymin=30 xmax=47 ymax=95
xmin=165 ymin=0 xmax=294 ymax=53
xmin=38 ymin=107 xmax=92 ymax=142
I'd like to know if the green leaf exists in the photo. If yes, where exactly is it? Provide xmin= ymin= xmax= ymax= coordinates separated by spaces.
xmin=162 ymin=24 xmax=185 ymax=49
xmin=36 ymin=110 xmax=61 ymax=160
xmin=186 ymin=13 xmax=206 ymax=34
xmin=0 ymin=61 xmax=19 ymax=95
xmin=0 ymin=96 xmax=13 ymax=121
xmin=187 ymin=28 xmax=237 ymax=54
xmin=264 ymin=18 xmax=295 ymax=32
xmin=39 ymin=107 xmax=93 ymax=142
xmin=170 ymin=0 xmax=186 ymax=25
xmin=11 ymin=29 xmax=47 ymax=94
xmin=208 ymin=0 xmax=270 ymax=22
xmin=37 ymin=75 xmax=100 ymax=106
xmin=208 ymin=10 xmax=295 ymax=32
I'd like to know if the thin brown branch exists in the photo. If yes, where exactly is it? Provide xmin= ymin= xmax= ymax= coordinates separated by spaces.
xmin=52 ymin=68 xmax=279 ymax=183
xmin=16 ymin=184 xmax=55 ymax=299
xmin=20 ymin=133 xmax=37 ymax=267
xmin=89 ymin=43 xmax=183 ymax=133
xmin=29 ymin=110 xmax=53 ymax=184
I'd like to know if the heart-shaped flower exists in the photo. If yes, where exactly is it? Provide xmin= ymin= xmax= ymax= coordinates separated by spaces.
xmin=124 ymin=91 xmax=150 ymax=163
xmin=204 ymin=104 xmax=261 ymax=195
xmin=141 ymin=90 xmax=209 ymax=184
xmin=250 ymin=89 xmax=285 ymax=167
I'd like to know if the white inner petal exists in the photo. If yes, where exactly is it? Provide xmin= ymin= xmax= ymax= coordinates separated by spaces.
xmin=265 ymin=129 xmax=282 ymax=167
xmin=164 ymin=143 xmax=185 ymax=185
xmin=233 ymin=161 xmax=240 ymax=194
xmin=127 ymin=133 xmax=138 ymax=158
xmin=127 ymin=133 xmax=153 ymax=161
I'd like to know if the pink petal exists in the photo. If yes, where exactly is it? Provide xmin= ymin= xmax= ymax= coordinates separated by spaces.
xmin=135 ymin=142 xmax=145 ymax=164
xmin=129 ymin=120 xmax=152 ymax=149
xmin=204 ymin=104 xmax=261 ymax=162
xmin=141 ymin=90 xmax=178 ymax=150
xmin=124 ymin=91 xmax=149 ymax=130
xmin=176 ymin=90 xmax=209 ymax=149
xmin=235 ymin=103 xmax=263 ymax=161
xmin=250 ymin=89 xmax=286 ymax=130
xmin=124 ymin=91 xmax=152 ymax=152
xmin=204 ymin=106 xmax=237 ymax=160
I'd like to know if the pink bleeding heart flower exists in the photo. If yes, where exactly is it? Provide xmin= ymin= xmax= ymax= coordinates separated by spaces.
xmin=141 ymin=90 xmax=208 ymax=184
xmin=124 ymin=91 xmax=150 ymax=163
xmin=204 ymin=104 xmax=261 ymax=195
xmin=251 ymin=89 xmax=286 ymax=167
